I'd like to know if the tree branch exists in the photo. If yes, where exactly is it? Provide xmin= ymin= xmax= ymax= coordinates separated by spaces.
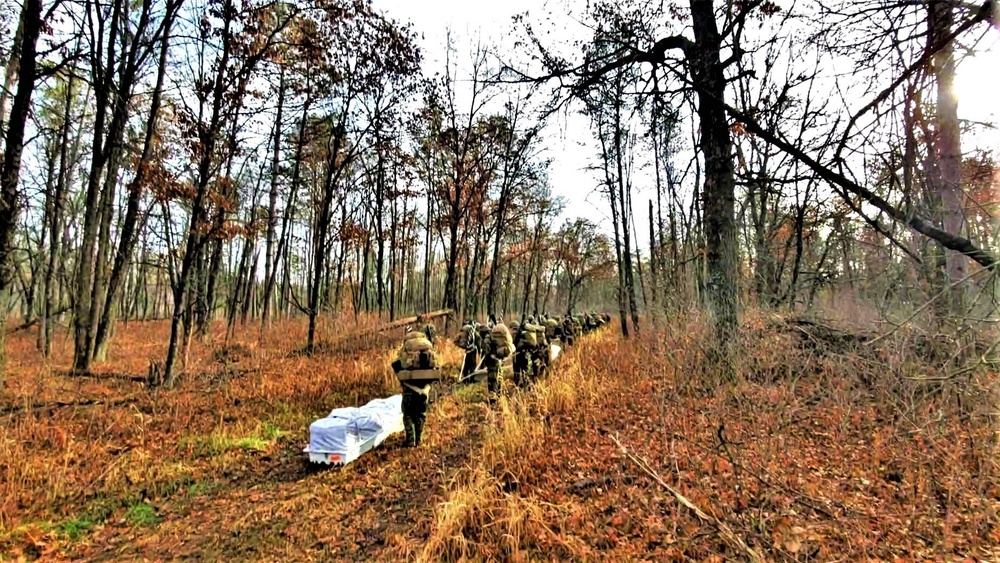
xmin=722 ymin=101 xmax=998 ymax=270
xmin=833 ymin=0 xmax=995 ymax=162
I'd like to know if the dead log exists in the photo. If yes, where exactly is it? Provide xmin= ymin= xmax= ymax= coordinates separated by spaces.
xmin=326 ymin=309 xmax=455 ymax=346
xmin=0 ymin=394 xmax=142 ymax=415
xmin=362 ymin=308 xmax=454 ymax=335
xmin=6 ymin=306 xmax=71 ymax=335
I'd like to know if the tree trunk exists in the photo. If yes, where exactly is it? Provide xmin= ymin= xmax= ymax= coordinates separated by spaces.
xmin=0 ymin=7 xmax=25 ymax=145
xmin=443 ymin=209 xmax=461 ymax=313
xmin=89 ymin=147 xmax=123 ymax=360
xmin=388 ymin=165 xmax=398 ymax=321
xmin=262 ymin=92 xmax=308 ymax=334
xmin=41 ymin=75 xmax=76 ymax=357
xmin=308 ymin=115 xmax=350 ymax=352
xmin=690 ymin=0 xmax=739 ymax=341
xmin=0 ymin=0 xmax=42 ymax=382
xmin=74 ymin=0 xmax=124 ymax=373
xmin=423 ymin=184 xmax=433 ymax=313
xmin=927 ymin=0 xmax=967 ymax=312
xmin=200 ymin=100 xmax=245 ymax=338
xmin=374 ymin=144 xmax=387 ymax=317
xmin=649 ymin=199 xmax=658 ymax=310
xmin=262 ymin=69 xmax=286 ymax=327
xmin=163 ymin=2 xmax=236 ymax=386
xmin=228 ymin=218 xmax=255 ymax=338
xmin=94 ymin=6 xmax=173 ymax=359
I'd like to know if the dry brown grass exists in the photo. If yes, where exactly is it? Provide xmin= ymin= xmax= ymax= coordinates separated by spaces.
xmin=417 ymin=330 xmax=613 ymax=562
xmin=2 ymin=305 xmax=997 ymax=561
xmin=0 ymin=313 xmax=417 ymax=551
xmin=415 ymin=306 xmax=1000 ymax=561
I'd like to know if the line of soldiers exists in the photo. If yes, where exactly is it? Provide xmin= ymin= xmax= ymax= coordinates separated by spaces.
xmin=457 ymin=311 xmax=611 ymax=395
xmin=391 ymin=311 xmax=610 ymax=448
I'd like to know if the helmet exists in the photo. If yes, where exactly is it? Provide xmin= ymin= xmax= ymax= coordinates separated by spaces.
xmin=526 ymin=315 xmax=535 ymax=324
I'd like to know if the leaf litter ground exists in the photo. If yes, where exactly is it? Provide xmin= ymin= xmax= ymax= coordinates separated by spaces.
xmin=1 ymin=314 xmax=998 ymax=561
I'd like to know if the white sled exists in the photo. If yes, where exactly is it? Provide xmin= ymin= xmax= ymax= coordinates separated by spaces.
xmin=303 ymin=395 xmax=404 ymax=465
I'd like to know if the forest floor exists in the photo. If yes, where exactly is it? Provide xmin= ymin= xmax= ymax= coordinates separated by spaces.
xmin=1 ymin=310 xmax=999 ymax=561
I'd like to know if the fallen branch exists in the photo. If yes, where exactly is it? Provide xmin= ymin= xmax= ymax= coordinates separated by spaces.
xmin=0 ymin=395 xmax=142 ymax=415
xmin=5 ymin=306 xmax=71 ymax=335
xmin=610 ymin=434 xmax=764 ymax=563
xmin=59 ymin=370 xmax=148 ymax=383
xmin=327 ymin=309 xmax=455 ymax=345
xmin=667 ymin=429 xmax=864 ymax=519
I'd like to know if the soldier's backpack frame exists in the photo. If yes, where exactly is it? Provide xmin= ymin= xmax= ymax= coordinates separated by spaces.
xmin=396 ymin=368 xmax=442 ymax=384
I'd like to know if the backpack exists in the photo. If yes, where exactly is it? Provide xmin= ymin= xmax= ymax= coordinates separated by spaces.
xmin=399 ymin=332 xmax=437 ymax=370
xmin=543 ymin=318 xmax=558 ymax=339
xmin=521 ymin=323 xmax=544 ymax=347
xmin=455 ymin=325 xmax=475 ymax=349
xmin=531 ymin=323 xmax=550 ymax=347
xmin=522 ymin=329 xmax=538 ymax=347
xmin=491 ymin=323 xmax=515 ymax=359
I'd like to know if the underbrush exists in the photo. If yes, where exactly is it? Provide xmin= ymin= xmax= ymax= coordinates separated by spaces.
xmin=2 ymin=308 xmax=996 ymax=559
xmin=0 ymin=314 xmax=434 ymax=553
xmin=417 ymin=330 xmax=620 ymax=562
xmin=417 ymin=309 xmax=1000 ymax=560
xmin=180 ymin=421 xmax=286 ymax=457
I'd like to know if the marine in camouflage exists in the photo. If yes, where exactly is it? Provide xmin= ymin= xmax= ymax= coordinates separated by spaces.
xmin=397 ymin=320 xmax=436 ymax=447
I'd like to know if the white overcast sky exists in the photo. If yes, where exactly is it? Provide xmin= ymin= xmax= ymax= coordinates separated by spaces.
xmin=373 ymin=0 xmax=612 ymax=232
xmin=371 ymin=0 xmax=1000 ymax=251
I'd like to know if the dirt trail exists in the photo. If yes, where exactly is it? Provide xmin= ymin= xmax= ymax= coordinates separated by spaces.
xmin=66 ymin=381 xmax=490 ymax=561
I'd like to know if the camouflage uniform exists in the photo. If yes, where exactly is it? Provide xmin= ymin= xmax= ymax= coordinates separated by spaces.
xmin=512 ymin=320 xmax=531 ymax=386
xmin=401 ymin=384 xmax=429 ymax=447
xmin=484 ymin=337 xmax=504 ymax=399
xmin=530 ymin=326 xmax=550 ymax=382
xmin=456 ymin=321 xmax=479 ymax=382
xmin=398 ymin=323 xmax=435 ymax=447
xmin=562 ymin=316 xmax=575 ymax=347
xmin=513 ymin=317 xmax=547 ymax=385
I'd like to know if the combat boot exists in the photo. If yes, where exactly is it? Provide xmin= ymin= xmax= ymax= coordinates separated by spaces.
xmin=403 ymin=417 xmax=416 ymax=447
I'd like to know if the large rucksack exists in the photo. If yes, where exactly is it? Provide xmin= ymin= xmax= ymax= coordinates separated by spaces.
xmin=521 ymin=323 xmax=546 ymax=347
xmin=521 ymin=325 xmax=539 ymax=347
xmin=399 ymin=332 xmax=438 ymax=370
xmin=543 ymin=318 xmax=558 ymax=340
xmin=455 ymin=325 xmax=476 ymax=349
xmin=491 ymin=323 xmax=515 ymax=358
